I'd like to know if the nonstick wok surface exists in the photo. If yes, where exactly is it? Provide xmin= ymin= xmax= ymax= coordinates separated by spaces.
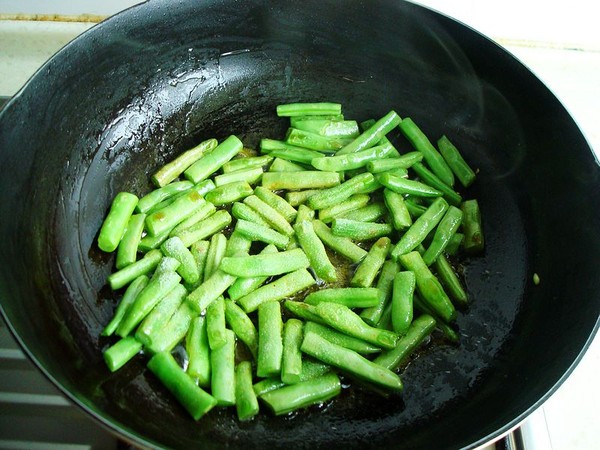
xmin=0 ymin=1 xmax=599 ymax=449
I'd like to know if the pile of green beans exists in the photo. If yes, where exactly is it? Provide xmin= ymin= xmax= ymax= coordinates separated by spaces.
xmin=97 ymin=102 xmax=484 ymax=422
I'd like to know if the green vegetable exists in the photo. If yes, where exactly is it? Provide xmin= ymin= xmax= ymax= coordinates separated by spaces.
xmin=422 ymin=206 xmax=463 ymax=265
xmin=304 ymin=321 xmax=381 ymax=354
xmin=411 ymin=162 xmax=462 ymax=206
xmin=293 ymin=220 xmax=337 ymax=282
xmin=461 ymin=199 xmax=484 ymax=254
xmin=227 ymin=245 xmax=278 ymax=301
xmin=187 ymin=268 xmax=237 ymax=314
xmin=204 ymin=181 xmax=253 ymax=206
xmin=211 ymin=329 xmax=236 ymax=405
xmin=331 ymin=218 xmax=392 ymax=241
xmin=276 ymin=102 xmax=342 ymax=117
xmin=268 ymin=157 xmax=307 ymax=172
xmin=254 ymin=186 xmax=298 ymax=223
xmin=360 ymin=260 xmax=400 ymax=326
xmin=231 ymin=201 xmax=271 ymax=227
xmin=184 ymin=135 xmax=243 ymax=183
xmin=312 ymin=219 xmax=367 ymax=263
xmin=377 ymin=172 xmax=442 ymax=198
xmin=366 ymin=151 xmax=423 ymax=173
xmin=219 ymin=248 xmax=310 ymax=277
xmin=225 ymin=300 xmax=258 ymax=358
xmin=222 ymin=154 xmax=273 ymax=173
xmin=213 ymin=167 xmax=264 ymax=187
xmin=186 ymin=316 xmax=211 ymax=387
xmin=286 ymin=127 xmax=353 ymax=152
xmin=318 ymin=194 xmax=370 ymax=224
xmin=304 ymin=288 xmax=380 ymax=308
xmin=161 ymin=236 xmax=200 ymax=284
xmin=434 ymin=254 xmax=468 ymax=309
xmin=281 ymin=319 xmax=304 ymax=384
xmin=437 ymin=135 xmax=476 ymax=187
xmin=312 ymin=142 xmax=395 ymax=171
xmin=147 ymin=351 xmax=217 ymax=420
xmin=338 ymin=202 xmax=387 ymax=223
xmin=102 ymin=275 xmax=149 ymax=336
xmin=114 ymin=214 xmax=146 ymax=269
xmin=307 ymin=172 xmax=375 ymax=210
xmin=168 ymin=201 xmax=217 ymax=237
xmin=137 ymin=181 xmax=194 ymax=213
xmin=203 ymin=233 xmax=227 ymax=281
xmin=257 ymin=301 xmax=284 ymax=378
xmin=336 ymin=110 xmax=402 ymax=155
xmin=103 ymin=336 xmax=142 ymax=372
xmin=151 ymin=138 xmax=218 ymax=187
xmin=383 ymin=189 xmax=412 ymax=230
xmin=172 ymin=209 xmax=232 ymax=247
xmin=391 ymin=271 xmax=415 ymax=335
xmin=235 ymin=218 xmax=290 ymax=249
xmin=351 ymin=237 xmax=391 ymax=288
xmin=235 ymin=361 xmax=260 ymax=420
xmin=98 ymin=192 xmax=139 ymax=252
xmin=206 ymin=296 xmax=227 ymax=350
xmin=293 ymin=119 xmax=359 ymax=138
xmin=262 ymin=171 xmax=342 ymax=191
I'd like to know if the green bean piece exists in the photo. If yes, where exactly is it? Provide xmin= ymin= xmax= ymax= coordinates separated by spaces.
xmin=173 ymin=210 xmax=232 ymax=247
xmin=116 ymin=269 xmax=182 ymax=337
xmin=312 ymin=142 xmax=395 ymax=172
xmin=187 ymin=269 xmax=237 ymax=314
xmin=262 ymin=172 xmax=342 ymax=193
xmin=437 ymin=135 xmax=476 ymax=187
xmin=107 ymin=249 xmax=162 ymax=290
xmin=331 ymin=218 xmax=392 ymax=241
xmin=398 ymin=251 xmax=456 ymax=323
xmin=235 ymin=219 xmax=290 ymax=249
xmin=422 ymin=206 xmax=463 ymax=265
xmin=412 ymin=294 xmax=459 ymax=343
xmin=102 ymin=275 xmax=149 ymax=336
xmin=137 ymin=181 xmax=194 ymax=214
xmin=257 ymin=301 xmax=284 ymax=378
xmin=399 ymin=117 xmax=454 ymax=186
xmin=103 ymin=336 xmax=142 ymax=372
xmin=391 ymin=271 xmax=415 ymax=336
xmin=238 ymin=268 xmax=316 ymax=313
xmin=307 ymin=172 xmax=375 ymax=210
xmin=295 ymin=204 xmax=315 ymax=224
xmin=390 ymin=197 xmax=449 ymax=259
xmin=312 ymin=220 xmax=367 ymax=263
xmin=253 ymin=359 xmax=331 ymax=396
xmin=366 ymin=152 xmax=424 ymax=173
xmin=276 ymin=102 xmax=342 ymax=117
xmin=253 ymin=378 xmax=286 ymax=396
xmin=304 ymin=321 xmax=381 ymax=354
xmin=206 ymin=296 xmax=227 ymax=350
xmin=337 ymin=110 xmax=402 ymax=155
xmin=145 ymin=187 xmax=208 ymax=237
xmin=293 ymin=220 xmax=337 ymax=282
xmin=225 ymin=300 xmax=258 ymax=358
xmin=260 ymin=372 xmax=341 ymax=415
xmin=285 ymin=190 xmax=320 ymax=207
xmin=244 ymin=195 xmax=294 ymax=236
xmin=204 ymin=181 xmax=253 ymax=206
xmin=383 ymin=189 xmax=412 ymax=230
xmin=151 ymin=138 xmax=218 ymax=187
xmin=351 ymin=237 xmax=391 ymax=288
xmin=293 ymin=119 xmax=359 ymax=138
xmin=461 ymin=199 xmax=484 ymax=254
xmin=227 ymin=245 xmax=278 ymax=301
xmin=183 ymin=135 xmax=243 ymax=183
xmin=377 ymin=172 xmax=442 ymax=198
xmin=235 ymin=361 xmax=260 ymax=421
xmin=284 ymin=301 xmax=326 ymax=325
xmin=304 ymin=288 xmax=380 ymax=308
xmin=186 ymin=316 xmax=211 ymax=387
xmin=318 ymin=194 xmax=370 ymax=224
xmin=145 ymin=301 xmax=196 ymax=354
xmin=210 ymin=329 xmax=236 ymax=406
xmin=203 ymin=233 xmax=227 ymax=281
xmin=339 ymin=203 xmax=386 ymax=223
xmin=138 ymin=229 xmax=171 ymax=252
xmin=186 ymin=240 xmax=209 ymax=291
xmin=214 ymin=167 xmax=264 ymax=187
xmin=98 ymin=192 xmax=139 ymax=252
xmin=231 ymin=201 xmax=271 ymax=227
xmin=220 ymin=248 xmax=310 ymax=278
xmin=434 ymin=254 xmax=468 ymax=308
xmin=168 ymin=202 xmax=217 ymax=238
xmin=404 ymin=198 xmax=428 ymax=219
xmin=301 ymin=331 xmax=402 ymax=392
xmin=315 ymin=302 xmax=398 ymax=349
xmin=360 ymin=260 xmax=399 ymax=326
xmin=153 ymin=256 xmax=181 ymax=275
xmin=224 ymin=230 xmax=252 ymax=257
xmin=411 ymin=161 xmax=463 ymax=206
xmin=135 ymin=283 xmax=187 ymax=347
xmin=374 ymin=314 xmax=437 ymax=370
xmin=291 ymin=114 xmax=344 ymax=125
xmin=376 ymin=301 xmax=394 ymax=331
xmin=145 ymin=191 xmax=188 ymax=216
xmin=114 ymin=214 xmax=146 ymax=269
xmin=286 ymin=127 xmax=353 ymax=152
xmin=445 ymin=233 xmax=464 ymax=256
xmin=148 ymin=351 xmax=217 ymax=420
xmin=281 ymin=319 xmax=304 ymax=384
xmin=359 ymin=118 xmax=401 ymax=157
xmin=222 ymin=155 xmax=273 ymax=173
xmin=254 ymin=186 xmax=298 ymax=223
xmin=161 ymin=236 xmax=200 ymax=284
xmin=268 ymin=157 xmax=307 ymax=172
xmin=269 ymin=147 xmax=325 ymax=165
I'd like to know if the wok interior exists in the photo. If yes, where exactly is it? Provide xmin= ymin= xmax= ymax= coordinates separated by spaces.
xmin=0 ymin=1 xmax=599 ymax=448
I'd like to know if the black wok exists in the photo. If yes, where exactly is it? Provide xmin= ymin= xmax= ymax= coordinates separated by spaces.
xmin=0 ymin=0 xmax=599 ymax=448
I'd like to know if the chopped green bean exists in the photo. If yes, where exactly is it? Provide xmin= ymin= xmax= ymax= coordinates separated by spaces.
xmin=304 ymin=321 xmax=381 ymax=354
xmin=304 ymin=288 xmax=380 ymax=308
xmin=318 ymin=194 xmax=370 ymax=224
xmin=331 ymin=218 xmax=392 ymax=241
xmin=235 ymin=361 xmax=260 ymax=420
xmin=220 ymin=248 xmax=310 ymax=278
xmin=281 ymin=319 xmax=304 ymax=384
xmin=390 ymin=197 xmax=449 ymax=259
xmin=284 ymin=301 xmax=326 ymax=325
xmin=225 ymin=300 xmax=258 ymax=358
xmin=259 ymin=372 xmax=341 ymax=415
xmin=300 ymin=331 xmax=402 ymax=391
xmin=257 ymin=301 xmax=284 ymax=378
xmin=203 ymin=233 xmax=227 ymax=281
xmin=206 ymin=296 xmax=227 ymax=350
xmin=293 ymin=119 xmax=359 ymax=138
xmin=145 ymin=301 xmax=196 ymax=354
xmin=244 ymin=195 xmax=294 ymax=236
xmin=114 ymin=214 xmax=147 ymax=270
xmin=286 ymin=127 xmax=353 ymax=152
xmin=351 ymin=237 xmax=391 ymax=288
xmin=461 ymin=199 xmax=484 ymax=254
xmin=102 ymin=275 xmax=149 ymax=336
xmin=295 ymin=204 xmax=315 ymax=224
xmin=137 ymin=181 xmax=194 ymax=214
xmin=437 ymin=135 xmax=476 ymax=187
xmin=168 ymin=201 xmax=216 ymax=238
xmin=360 ymin=260 xmax=399 ymax=326
xmin=186 ymin=316 xmax=211 ymax=387
xmin=312 ymin=219 xmax=367 ymax=263
xmin=152 ymin=138 xmax=218 ymax=187
xmin=276 ymin=102 xmax=342 ymax=117
xmin=235 ymin=219 xmax=290 ymax=249
xmin=231 ymin=201 xmax=271 ymax=227
xmin=262 ymin=171 xmax=342 ymax=191
xmin=186 ymin=268 xmax=237 ymax=314
xmin=269 ymin=147 xmax=325 ymax=165
xmin=366 ymin=152 xmax=423 ymax=173
xmin=204 ymin=181 xmax=253 ymax=206
xmin=227 ymin=245 xmax=278 ymax=301
xmin=339 ymin=202 xmax=387 ymax=223
xmin=293 ymin=220 xmax=337 ymax=282
xmin=336 ymin=110 xmax=402 ymax=155
xmin=103 ymin=336 xmax=142 ymax=372
xmin=161 ymin=236 xmax=200 ymax=284
xmin=312 ymin=142 xmax=395 ymax=171
xmin=224 ymin=230 xmax=252 ymax=257
xmin=422 ymin=206 xmax=463 ymax=265
xmin=184 ymin=135 xmax=243 ymax=183
xmin=254 ymin=186 xmax=298 ymax=223
xmin=383 ymin=189 xmax=412 ymax=231
xmin=434 ymin=254 xmax=468 ymax=308
xmin=307 ymin=172 xmax=375 ymax=210
xmin=98 ymin=192 xmax=139 ymax=252
xmin=238 ymin=268 xmax=315 ymax=313
xmin=145 ymin=187 xmax=208 ymax=237
xmin=107 ymin=249 xmax=162 ymax=290
xmin=285 ymin=189 xmax=320 ymax=207
xmin=172 ymin=210 xmax=232 ymax=247
xmin=268 ymin=157 xmax=307 ymax=172
xmin=411 ymin=162 xmax=462 ymax=206
xmin=445 ymin=233 xmax=464 ymax=256
xmin=391 ymin=271 xmax=415 ymax=335
xmin=377 ymin=172 xmax=442 ymax=198
xmin=222 ymin=155 xmax=273 ymax=173
xmin=214 ymin=167 xmax=264 ymax=187
xmin=210 ymin=329 xmax=236 ymax=406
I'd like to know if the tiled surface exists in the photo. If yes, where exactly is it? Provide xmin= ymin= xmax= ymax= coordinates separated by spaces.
xmin=0 ymin=2 xmax=598 ymax=449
